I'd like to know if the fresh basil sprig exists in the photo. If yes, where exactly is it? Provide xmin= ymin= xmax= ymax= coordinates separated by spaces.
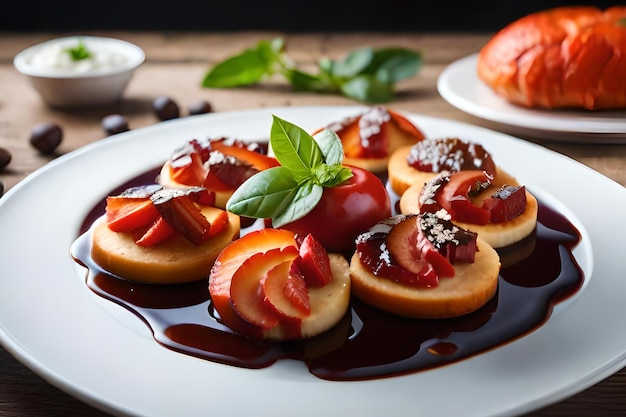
xmin=226 ymin=115 xmax=352 ymax=227
xmin=201 ymin=38 xmax=422 ymax=103
xmin=64 ymin=39 xmax=92 ymax=61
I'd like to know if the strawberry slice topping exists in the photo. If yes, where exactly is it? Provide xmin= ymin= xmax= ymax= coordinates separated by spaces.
xmin=104 ymin=184 xmax=225 ymax=247
xmin=358 ymin=213 xmax=478 ymax=288
xmin=133 ymin=217 xmax=176 ymax=247
xmin=296 ymin=233 xmax=332 ymax=287
xmin=105 ymin=184 xmax=162 ymax=232
xmin=482 ymin=185 xmax=527 ymax=223
xmin=150 ymin=188 xmax=212 ymax=245
xmin=261 ymin=260 xmax=311 ymax=319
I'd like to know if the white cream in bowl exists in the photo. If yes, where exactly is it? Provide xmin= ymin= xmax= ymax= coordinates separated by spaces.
xmin=14 ymin=36 xmax=145 ymax=109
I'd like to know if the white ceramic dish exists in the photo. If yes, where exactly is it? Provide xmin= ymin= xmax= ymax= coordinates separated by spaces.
xmin=13 ymin=36 xmax=145 ymax=109
xmin=1 ymin=106 xmax=625 ymax=417
xmin=437 ymin=54 xmax=626 ymax=143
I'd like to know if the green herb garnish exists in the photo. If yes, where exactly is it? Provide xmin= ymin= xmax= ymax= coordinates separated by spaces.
xmin=201 ymin=38 xmax=422 ymax=104
xmin=64 ymin=39 xmax=92 ymax=61
xmin=226 ymin=115 xmax=352 ymax=227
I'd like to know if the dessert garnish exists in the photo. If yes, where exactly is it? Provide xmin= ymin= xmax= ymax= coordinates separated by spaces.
xmin=312 ymin=106 xmax=425 ymax=173
xmin=226 ymin=115 xmax=391 ymax=251
xmin=417 ymin=170 xmax=526 ymax=225
xmin=159 ymin=137 xmax=279 ymax=209
xmin=105 ymin=184 xmax=221 ymax=246
xmin=355 ymin=212 xmax=478 ymax=288
xmin=406 ymin=137 xmax=496 ymax=177
xmin=208 ymin=228 xmax=351 ymax=340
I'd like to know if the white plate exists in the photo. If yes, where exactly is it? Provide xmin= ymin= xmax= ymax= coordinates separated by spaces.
xmin=1 ymin=106 xmax=625 ymax=417
xmin=437 ymin=54 xmax=626 ymax=143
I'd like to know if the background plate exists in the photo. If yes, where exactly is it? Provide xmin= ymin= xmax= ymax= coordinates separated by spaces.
xmin=437 ymin=54 xmax=626 ymax=143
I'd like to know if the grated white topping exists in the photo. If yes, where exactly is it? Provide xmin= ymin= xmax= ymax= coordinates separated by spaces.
xmin=358 ymin=107 xmax=390 ymax=149
xmin=418 ymin=171 xmax=451 ymax=206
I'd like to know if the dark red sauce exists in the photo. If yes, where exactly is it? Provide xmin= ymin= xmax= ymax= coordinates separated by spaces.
xmin=71 ymin=167 xmax=583 ymax=381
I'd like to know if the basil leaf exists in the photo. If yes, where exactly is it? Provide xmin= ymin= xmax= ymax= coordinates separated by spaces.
xmin=312 ymin=129 xmax=344 ymax=165
xmin=284 ymin=68 xmax=332 ymax=92
xmin=270 ymin=115 xmax=323 ymax=179
xmin=341 ymin=75 xmax=395 ymax=103
xmin=272 ymin=179 xmax=323 ymax=228
xmin=363 ymin=48 xmax=423 ymax=84
xmin=202 ymin=39 xmax=284 ymax=88
xmin=202 ymin=49 xmax=270 ymax=87
xmin=331 ymin=47 xmax=374 ymax=79
xmin=312 ymin=164 xmax=353 ymax=187
xmin=226 ymin=167 xmax=300 ymax=218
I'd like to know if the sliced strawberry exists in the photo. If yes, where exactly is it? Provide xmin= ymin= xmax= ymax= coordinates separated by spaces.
xmin=211 ymin=139 xmax=279 ymax=171
xmin=482 ymin=185 xmax=527 ymax=223
xmin=332 ymin=116 xmax=364 ymax=158
xmin=386 ymin=215 xmax=424 ymax=275
xmin=296 ymin=233 xmax=332 ymax=287
xmin=202 ymin=170 xmax=233 ymax=192
xmin=209 ymin=229 xmax=298 ymax=337
xmin=229 ymin=246 xmax=299 ymax=329
xmin=105 ymin=185 xmax=163 ymax=232
xmin=437 ymin=170 xmax=491 ymax=224
xmin=388 ymin=109 xmax=426 ymax=141
xmin=134 ymin=216 xmax=176 ymax=247
xmin=150 ymin=189 xmax=212 ymax=245
xmin=209 ymin=154 xmax=260 ymax=189
xmin=261 ymin=260 xmax=310 ymax=320
xmin=418 ymin=212 xmax=477 ymax=265
xmin=106 ymin=198 xmax=160 ymax=233
xmin=169 ymin=152 xmax=207 ymax=186
xmin=355 ymin=107 xmax=390 ymax=158
xmin=202 ymin=207 xmax=230 ymax=237
xmin=415 ymin=227 xmax=455 ymax=278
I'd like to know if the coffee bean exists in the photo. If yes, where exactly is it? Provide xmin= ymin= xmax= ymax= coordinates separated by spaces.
xmin=188 ymin=99 xmax=213 ymax=116
xmin=153 ymin=96 xmax=180 ymax=121
xmin=0 ymin=147 xmax=11 ymax=170
xmin=30 ymin=122 xmax=63 ymax=153
xmin=102 ymin=114 xmax=129 ymax=135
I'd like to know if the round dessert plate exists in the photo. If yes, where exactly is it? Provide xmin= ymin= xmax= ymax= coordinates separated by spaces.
xmin=437 ymin=54 xmax=626 ymax=143
xmin=1 ymin=106 xmax=625 ymax=417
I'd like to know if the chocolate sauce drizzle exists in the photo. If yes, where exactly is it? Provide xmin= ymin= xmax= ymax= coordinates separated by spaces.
xmin=71 ymin=167 xmax=583 ymax=381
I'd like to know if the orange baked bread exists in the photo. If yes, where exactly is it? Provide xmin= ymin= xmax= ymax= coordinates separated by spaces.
xmin=311 ymin=106 xmax=425 ymax=173
xmin=478 ymin=6 xmax=626 ymax=110
xmin=349 ymin=213 xmax=500 ymax=319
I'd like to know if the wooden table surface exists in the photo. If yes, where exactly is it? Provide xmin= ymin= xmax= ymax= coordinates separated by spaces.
xmin=0 ymin=31 xmax=625 ymax=417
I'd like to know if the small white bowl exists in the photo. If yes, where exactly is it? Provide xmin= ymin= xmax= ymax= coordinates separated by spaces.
xmin=13 ymin=36 xmax=145 ymax=109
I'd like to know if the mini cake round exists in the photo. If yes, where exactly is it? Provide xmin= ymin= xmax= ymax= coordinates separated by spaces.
xmin=91 ymin=208 xmax=240 ymax=284
xmin=208 ymin=228 xmax=351 ymax=341
xmin=311 ymin=106 xmax=425 ymax=173
xmin=388 ymin=137 xmax=514 ymax=197
xmin=349 ymin=213 xmax=501 ymax=319
xmin=158 ymin=137 xmax=278 ymax=209
xmin=399 ymin=171 xmax=538 ymax=249
xmin=91 ymin=185 xmax=241 ymax=284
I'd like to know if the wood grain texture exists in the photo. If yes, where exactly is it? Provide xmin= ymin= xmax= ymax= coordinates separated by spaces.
xmin=0 ymin=31 xmax=624 ymax=417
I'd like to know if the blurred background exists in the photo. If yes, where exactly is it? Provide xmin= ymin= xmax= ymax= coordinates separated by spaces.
xmin=2 ymin=0 xmax=624 ymax=32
